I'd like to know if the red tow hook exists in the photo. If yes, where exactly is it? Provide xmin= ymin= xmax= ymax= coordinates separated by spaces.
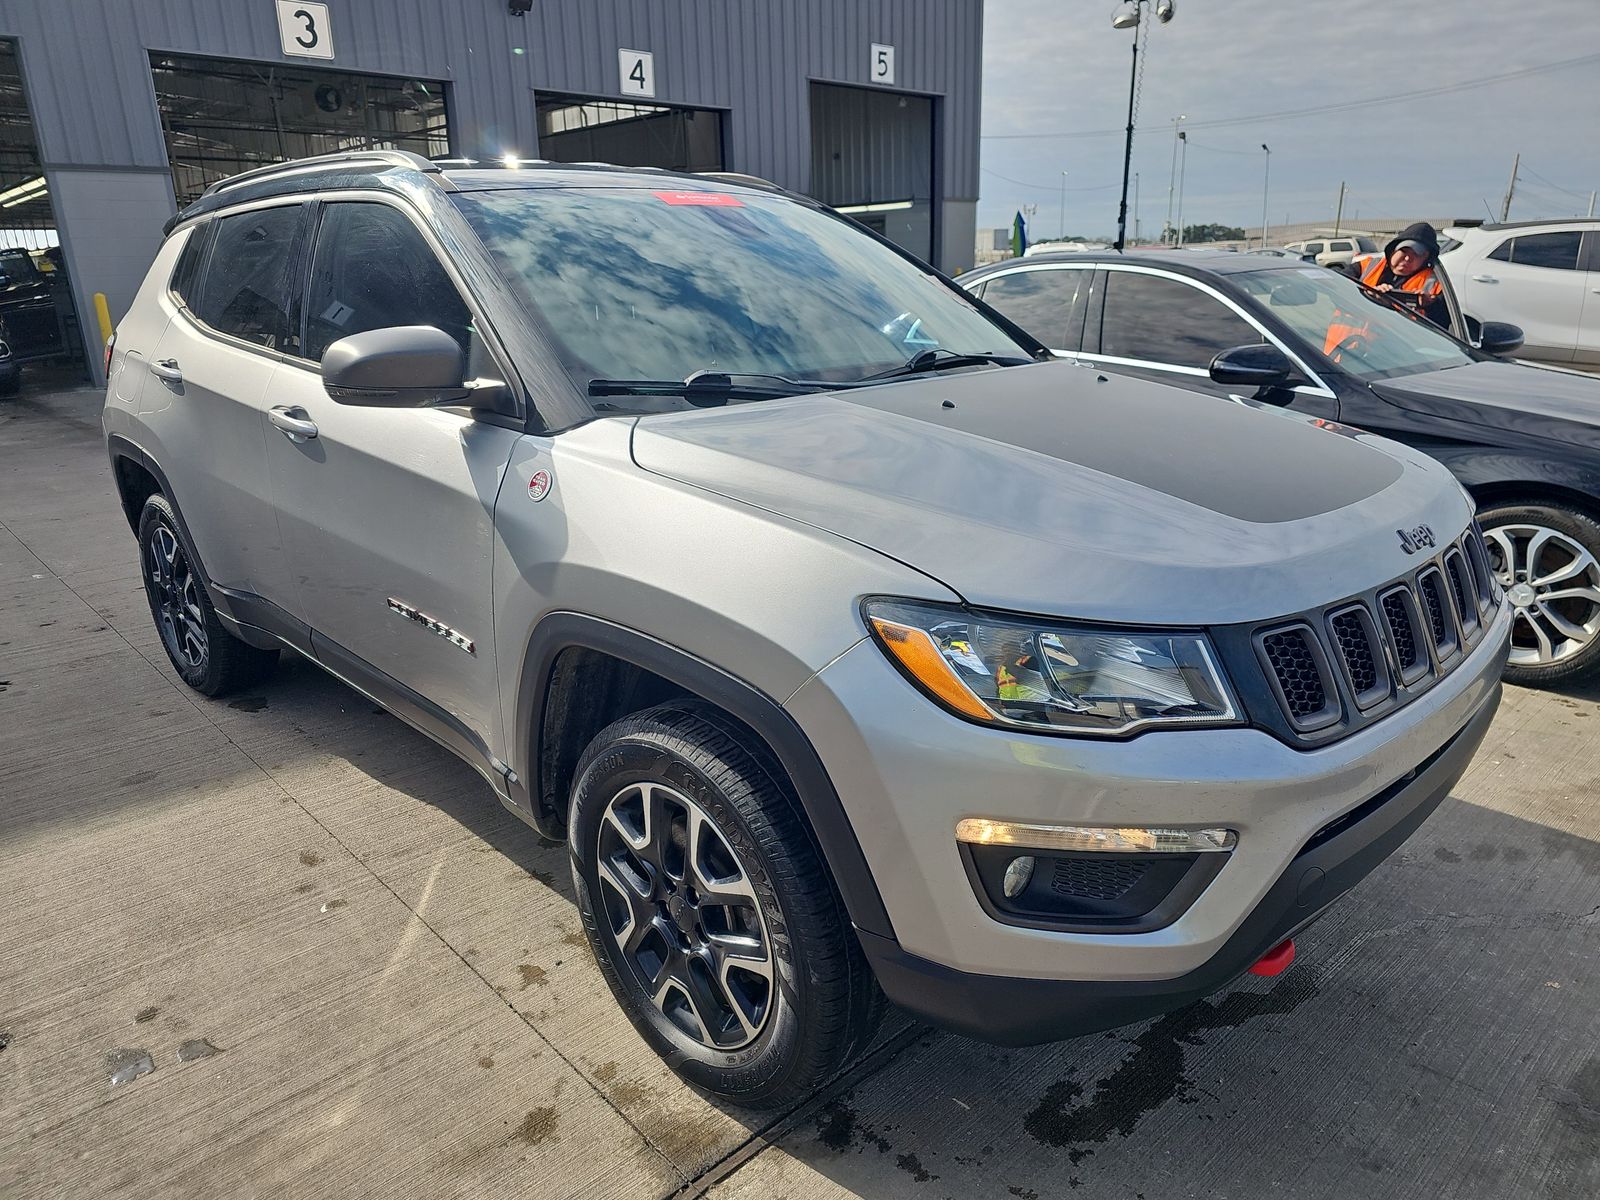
xmin=1248 ymin=938 xmax=1296 ymax=977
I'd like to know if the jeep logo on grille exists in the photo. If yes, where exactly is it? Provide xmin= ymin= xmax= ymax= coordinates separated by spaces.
xmin=1397 ymin=524 xmax=1436 ymax=554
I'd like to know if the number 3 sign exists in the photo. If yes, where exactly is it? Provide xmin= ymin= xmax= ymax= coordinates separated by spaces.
xmin=277 ymin=0 xmax=334 ymax=59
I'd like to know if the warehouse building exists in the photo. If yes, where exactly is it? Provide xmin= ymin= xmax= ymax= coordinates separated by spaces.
xmin=0 ymin=0 xmax=983 ymax=387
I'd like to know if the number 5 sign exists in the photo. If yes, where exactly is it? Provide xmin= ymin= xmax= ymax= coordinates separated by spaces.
xmin=618 ymin=49 xmax=656 ymax=98
xmin=870 ymin=43 xmax=895 ymax=85
xmin=276 ymin=0 xmax=334 ymax=60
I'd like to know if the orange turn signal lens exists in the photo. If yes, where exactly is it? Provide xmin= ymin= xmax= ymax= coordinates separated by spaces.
xmin=868 ymin=616 xmax=996 ymax=723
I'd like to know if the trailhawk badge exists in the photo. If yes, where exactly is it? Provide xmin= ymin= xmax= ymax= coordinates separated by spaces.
xmin=528 ymin=469 xmax=552 ymax=502
xmin=1397 ymin=524 xmax=1436 ymax=554
xmin=386 ymin=598 xmax=476 ymax=654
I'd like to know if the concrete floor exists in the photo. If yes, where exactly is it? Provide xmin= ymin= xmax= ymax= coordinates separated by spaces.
xmin=3 ymin=385 xmax=1597 ymax=1200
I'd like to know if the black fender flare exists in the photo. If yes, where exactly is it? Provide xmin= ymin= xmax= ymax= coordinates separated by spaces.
xmin=512 ymin=612 xmax=895 ymax=940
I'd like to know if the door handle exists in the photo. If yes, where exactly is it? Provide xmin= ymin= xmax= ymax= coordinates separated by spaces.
xmin=149 ymin=358 xmax=183 ymax=383
xmin=268 ymin=405 xmax=318 ymax=441
xmin=1469 ymin=274 xmax=1497 ymax=283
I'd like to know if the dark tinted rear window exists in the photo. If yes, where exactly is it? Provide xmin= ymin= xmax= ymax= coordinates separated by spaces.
xmin=169 ymin=223 xmax=211 ymax=307
xmin=194 ymin=205 xmax=301 ymax=351
xmin=1488 ymin=231 xmax=1582 ymax=270
xmin=978 ymin=268 xmax=1090 ymax=351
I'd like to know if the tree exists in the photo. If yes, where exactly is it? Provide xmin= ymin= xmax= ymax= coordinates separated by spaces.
xmin=1181 ymin=223 xmax=1247 ymax=244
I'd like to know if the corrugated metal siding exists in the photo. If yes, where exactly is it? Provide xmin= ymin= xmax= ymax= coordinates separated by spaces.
xmin=0 ymin=0 xmax=980 ymax=197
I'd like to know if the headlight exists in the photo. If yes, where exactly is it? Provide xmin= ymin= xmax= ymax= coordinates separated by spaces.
xmin=863 ymin=598 xmax=1240 ymax=736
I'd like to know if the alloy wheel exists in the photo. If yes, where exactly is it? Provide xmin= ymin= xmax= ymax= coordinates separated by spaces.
xmin=1484 ymin=523 xmax=1600 ymax=667
xmin=146 ymin=524 xmax=208 ymax=671
xmin=595 ymin=782 xmax=774 ymax=1050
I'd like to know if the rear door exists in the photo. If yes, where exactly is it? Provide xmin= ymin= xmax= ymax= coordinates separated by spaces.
xmin=1472 ymin=230 xmax=1586 ymax=361
xmin=141 ymin=201 xmax=305 ymax=606
xmin=261 ymin=196 xmax=522 ymax=764
xmin=970 ymin=265 xmax=1093 ymax=356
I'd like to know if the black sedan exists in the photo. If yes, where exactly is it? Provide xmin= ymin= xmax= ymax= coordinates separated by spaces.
xmin=962 ymin=249 xmax=1600 ymax=686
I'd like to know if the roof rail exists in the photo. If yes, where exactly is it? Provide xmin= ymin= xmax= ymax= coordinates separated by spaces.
xmin=202 ymin=149 xmax=438 ymax=198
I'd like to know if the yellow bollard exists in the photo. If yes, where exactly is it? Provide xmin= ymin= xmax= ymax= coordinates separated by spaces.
xmin=93 ymin=291 xmax=113 ymax=347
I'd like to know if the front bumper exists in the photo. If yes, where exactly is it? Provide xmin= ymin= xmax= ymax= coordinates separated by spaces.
xmin=785 ymin=598 xmax=1509 ymax=1030
xmin=856 ymin=680 xmax=1497 ymax=1043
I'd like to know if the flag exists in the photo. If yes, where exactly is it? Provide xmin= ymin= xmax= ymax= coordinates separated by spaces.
xmin=1011 ymin=211 xmax=1028 ymax=257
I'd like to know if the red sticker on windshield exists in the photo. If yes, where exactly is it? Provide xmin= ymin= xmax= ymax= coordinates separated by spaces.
xmin=653 ymin=191 xmax=744 ymax=207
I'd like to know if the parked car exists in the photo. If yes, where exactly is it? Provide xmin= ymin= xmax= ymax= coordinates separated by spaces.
xmin=0 ymin=245 xmax=67 ymax=362
xmin=962 ymin=249 xmax=1598 ymax=684
xmin=1282 ymin=235 xmax=1378 ymax=270
xmin=106 ymin=152 xmax=1507 ymax=1107
xmin=1440 ymin=219 xmax=1600 ymax=367
xmin=1254 ymin=246 xmax=1317 ymax=261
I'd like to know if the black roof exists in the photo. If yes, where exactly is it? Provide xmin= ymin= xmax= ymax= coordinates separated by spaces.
xmin=964 ymin=248 xmax=1308 ymax=281
xmin=162 ymin=151 xmax=804 ymax=236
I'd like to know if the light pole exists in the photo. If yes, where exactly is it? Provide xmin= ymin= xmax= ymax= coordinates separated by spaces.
xmin=1259 ymin=143 xmax=1270 ymax=249
xmin=1060 ymin=171 xmax=1068 ymax=239
xmin=1133 ymin=172 xmax=1140 ymax=244
xmin=1165 ymin=113 xmax=1186 ymax=244
xmin=1111 ymin=0 xmax=1175 ymax=252
xmin=1175 ymin=129 xmax=1188 ymax=247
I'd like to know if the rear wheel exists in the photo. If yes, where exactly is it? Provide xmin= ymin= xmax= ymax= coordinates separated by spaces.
xmin=1478 ymin=499 xmax=1600 ymax=686
xmin=138 ymin=494 xmax=278 ymax=696
xmin=568 ymin=700 xmax=883 ymax=1108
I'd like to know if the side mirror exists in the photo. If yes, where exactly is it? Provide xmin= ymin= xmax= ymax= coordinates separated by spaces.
xmin=1209 ymin=343 xmax=1298 ymax=394
xmin=1477 ymin=320 xmax=1524 ymax=357
xmin=323 ymin=325 xmax=472 ymax=407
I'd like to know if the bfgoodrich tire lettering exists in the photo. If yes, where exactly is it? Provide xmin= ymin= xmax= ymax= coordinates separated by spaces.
xmin=568 ymin=700 xmax=883 ymax=1108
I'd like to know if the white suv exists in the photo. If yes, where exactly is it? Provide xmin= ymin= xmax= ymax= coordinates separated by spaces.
xmin=1441 ymin=220 xmax=1600 ymax=366
xmin=1283 ymin=236 xmax=1377 ymax=270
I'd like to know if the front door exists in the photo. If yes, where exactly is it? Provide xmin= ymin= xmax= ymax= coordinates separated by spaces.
xmin=1474 ymin=230 xmax=1586 ymax=361
xmin=262 ymin=199 xmax=521 ymax=763
xmin=1079 ymin=267 xmax=1339 ymax=419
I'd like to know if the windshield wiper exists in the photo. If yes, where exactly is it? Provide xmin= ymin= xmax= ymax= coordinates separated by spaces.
xmin=858 ymin=348 xmax=1034 ymax=382
xmin=588 ymin=370 xmax=854 ymax=407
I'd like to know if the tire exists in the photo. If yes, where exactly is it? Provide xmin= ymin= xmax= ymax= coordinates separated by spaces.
xmin=568 ymin=700 xmax=884 ymax=1108
xmin=137 ymin=493 xmax=278 ymax=696
xmin=1478 ymin=498 xmax=1600 ymax=687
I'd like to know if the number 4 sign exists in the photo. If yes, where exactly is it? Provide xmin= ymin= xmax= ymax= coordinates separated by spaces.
xmin=618 ymin=49 xmax=656 ymax=98
xmin=276 ymin=0 xmax=334 ymax=60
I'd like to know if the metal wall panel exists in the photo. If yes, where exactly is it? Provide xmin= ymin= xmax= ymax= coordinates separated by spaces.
xmin=0 ymin=0 xmax=983 ymax=380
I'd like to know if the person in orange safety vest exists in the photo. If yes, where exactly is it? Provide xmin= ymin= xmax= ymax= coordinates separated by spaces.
xmin=1350 ymin=221 xmax=1448 ymax=329
xmin=1323 ymin=222 xmax=1448 ymax=358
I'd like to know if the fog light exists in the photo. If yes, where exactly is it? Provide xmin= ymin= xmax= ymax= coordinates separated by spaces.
xmin=956 ymin=819 xmax=1236 ymax=854
xmin=1002 ymin=855 xmax=1036 ymax=898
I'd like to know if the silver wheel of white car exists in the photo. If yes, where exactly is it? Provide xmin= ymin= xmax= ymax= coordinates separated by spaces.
xmin=1480 ymin=502 xmax=1600 ymax=685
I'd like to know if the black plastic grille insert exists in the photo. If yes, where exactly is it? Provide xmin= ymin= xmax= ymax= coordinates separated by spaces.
xmin=1261 ymin=628 xmax=1328 ymax=719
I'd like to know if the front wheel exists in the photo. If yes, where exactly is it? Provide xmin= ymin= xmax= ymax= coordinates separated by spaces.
xmin=568 ymin=701 xmax=883 ymax=1108
xmin=1479 ymin=499 xmax=1600 ymax=686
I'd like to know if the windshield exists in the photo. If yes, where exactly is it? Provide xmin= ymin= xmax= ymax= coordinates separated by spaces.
xmin=1237 ymin=266 xmax=1473 ymax=382
xmin=453 ymin=187 xmax=1031 ymax=407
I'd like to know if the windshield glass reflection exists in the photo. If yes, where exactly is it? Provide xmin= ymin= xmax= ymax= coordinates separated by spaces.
xmin=1238 ymin=267 xmax=1474 ymax=382
xmin=454 ymin=187 xmax=1028 ymax=406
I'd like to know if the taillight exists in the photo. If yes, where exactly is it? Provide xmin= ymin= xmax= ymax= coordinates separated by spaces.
xmin=104 ymin=332 xmax=116 ymax=379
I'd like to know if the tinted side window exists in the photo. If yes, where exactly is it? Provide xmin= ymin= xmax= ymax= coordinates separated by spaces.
xmin=978 ymin=269 xmax=1088 ymax=351
xmin=1500 ymin=231 xmax=1582 ymax=271
xmin=194 ymin=206 xmax=301 ymax=350
xmin=1098 ymin=272 xmax=1262 ymax=369
xmin=1303 ymin=242 xmax=1325 ymax=255
xmin=305 ymin=202 xmax=473 ymax=362
xmin=1331 ymin=241 xmax=1353 ymax=253
xmin=169 ymin=223 xmax=212 ymax=307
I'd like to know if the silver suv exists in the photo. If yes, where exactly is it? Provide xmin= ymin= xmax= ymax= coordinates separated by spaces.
xmin=104 ymin=151 xmax=1511 ymax=1107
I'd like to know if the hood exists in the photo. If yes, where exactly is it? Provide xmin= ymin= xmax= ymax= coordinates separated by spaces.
xmin=1370 ymin=359 xmax=1600 ymax=451
xmin=631 ymin=361 xmax=1475 ymax=625
xmin=1384 ymin=221 xmax=1441 ymax=266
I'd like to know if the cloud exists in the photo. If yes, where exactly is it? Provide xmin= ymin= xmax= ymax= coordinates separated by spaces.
xmin=979 ymin=0 xmax=1600 ymax=238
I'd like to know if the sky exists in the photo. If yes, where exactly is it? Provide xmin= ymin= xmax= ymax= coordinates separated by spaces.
xmin=977 ymin=0 xmax=1600 ymax=241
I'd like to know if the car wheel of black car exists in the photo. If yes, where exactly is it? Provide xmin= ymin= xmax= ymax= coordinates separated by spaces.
xmin=138 ymin=494 xmax=278 ymax=696
xmin=1478 ymin=499 xmax=1600 ymax=686
xmin=568 ymin=700 xmax=884 ymax=1108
